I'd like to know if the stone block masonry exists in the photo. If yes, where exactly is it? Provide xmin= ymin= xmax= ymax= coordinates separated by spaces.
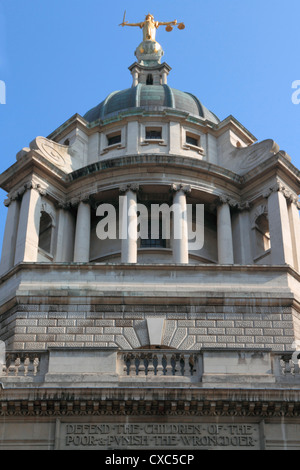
xmin=0 ymin=301 xmax=297 ymax=351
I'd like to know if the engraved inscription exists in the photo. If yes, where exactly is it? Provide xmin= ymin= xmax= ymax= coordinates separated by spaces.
xmin=60 ymin=422 xmax=260 ymax=450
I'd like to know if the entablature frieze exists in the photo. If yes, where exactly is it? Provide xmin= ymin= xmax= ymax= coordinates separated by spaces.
xmin=0 ymin=388 xmax=300 ymax=418
xmin=2 ymin=157 xmax=299 ymax=212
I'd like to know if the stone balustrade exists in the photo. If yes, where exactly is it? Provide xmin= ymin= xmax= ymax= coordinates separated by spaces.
xmin=0 ymin=349 xmax=299 ymax=385
xmin=279 ymin=353 xmax=300 ymax=376
xmin=2 ymin=352 xmax=40 ymax=377
xmin=122 ymin=351 xmax=199 ymax=378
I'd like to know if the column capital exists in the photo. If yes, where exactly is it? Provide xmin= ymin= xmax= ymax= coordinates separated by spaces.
xmin=216 ymin=195 xmax=239 ymax=208
xmin=119 ymin=183 xmax=140 ymax=194
xmin=3 ymin=191 xmax=20 ymax=207
xmin=263 ymin=181 xmax=299 ymax=207
xmin=55 ymin=201 xmax=71 ymax=211
xmin=263 ymin=181 xmax=286 ymax=199
xmin=170 ymin=183 xmax=191 ymax=195
xmin=4 ymin=182 xmax=48 ymax=207
xmin=70 ymin=194 xmax=93 ymax=208
xmin=5 ymin=185 xmax=27 ymax=206
xmin=236 ymin=200 xmax=252 ymax=212
xmin=282 ymin=191 xmax=299 ymax=206
xmin=24 ymin=181 xmax=47 ymax=196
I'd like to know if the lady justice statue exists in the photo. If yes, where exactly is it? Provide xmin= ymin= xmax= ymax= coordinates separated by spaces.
xmin=120 ymin=12 xmax=185 ymax=65
xmin=120 ymin=12 xmax=185 ymax=41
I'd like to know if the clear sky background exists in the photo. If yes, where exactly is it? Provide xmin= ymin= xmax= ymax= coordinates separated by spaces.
xmin=0 ymin=0 xmax=299 ymax=249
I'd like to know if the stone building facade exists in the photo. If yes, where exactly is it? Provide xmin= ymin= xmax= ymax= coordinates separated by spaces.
xmin=0 ymin=19 xmax=300 ymax=450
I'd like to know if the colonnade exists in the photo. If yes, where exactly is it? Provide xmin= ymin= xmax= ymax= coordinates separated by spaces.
xmin=1 ymin=181 xmax=300 ymax=274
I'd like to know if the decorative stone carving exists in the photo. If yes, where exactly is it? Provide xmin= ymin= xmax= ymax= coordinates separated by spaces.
xmin=216 ymin=195 xmax=242 ymax=209
xmin=170 ymin=183 xmax=191 ymax=194
xmin=55 ymin=201 xmax=71 ymax=211
xmin=222 ymin=139 xmax=281 ymax=175
xmin=15 ymin=136 xmax=82 ymax=173
xmin=262 ymin=180 xmax=300 ymax=207
xmin=29 ymin=137 xmax=68 ymax=168
xmin=119 ymin=183 xmax=140 ymax=193
xmin=70 ymin=194 xmax=93 ymax=207
xmin=4 ymin=181 xmax=49 ymax=207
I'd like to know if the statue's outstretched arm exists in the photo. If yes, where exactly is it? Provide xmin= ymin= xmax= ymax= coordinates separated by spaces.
xmin=157 ymin=20 xmax=177 ymax=27
xmin=120 ymin=21 xmax=144 ymax=27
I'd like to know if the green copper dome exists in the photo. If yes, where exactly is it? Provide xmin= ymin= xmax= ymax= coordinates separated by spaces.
xmin=83 ymin=84 xmax=219 ymax=124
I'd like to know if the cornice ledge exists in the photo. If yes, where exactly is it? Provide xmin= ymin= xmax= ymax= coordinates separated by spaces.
xmin=68 ymin=154 xmax=243 ymax=185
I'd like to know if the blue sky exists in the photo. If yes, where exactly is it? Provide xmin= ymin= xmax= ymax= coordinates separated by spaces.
xmin=0 ymin=0 xmax=299 ymax=248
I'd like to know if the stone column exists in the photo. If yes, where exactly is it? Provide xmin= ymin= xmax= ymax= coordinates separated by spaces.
xmin=73 ymin=199 xmax=91 ymax=262
xmin=171 ymin=184 xmax=190 ymax=264
xmin=120 ymin=184 xmax=138 ymax=263
xmin=0 ymin=195 xmax=21 ymax=274
xmin=267 ymin=185 xmax=293 ymax=266
xmin=14 ymin=184 xmax=42 ymax=264
xmin=288 ymin=196 xmax=300 ymax=271
xmin=132 ymin=71 xmax=139 ymax=87
xmin=231 ymin=202 xmax=253 ymax=264
xmin=55 ymin=203 xmax=75 ymax=262
xmin=217 ymin=197 xmax=234 ymax=264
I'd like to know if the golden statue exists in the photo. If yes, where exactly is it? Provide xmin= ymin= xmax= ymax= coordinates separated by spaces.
xmin=120 ymin=12 xmax=185 ymax=42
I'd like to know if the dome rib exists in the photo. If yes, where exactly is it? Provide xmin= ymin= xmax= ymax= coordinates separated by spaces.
xmin=101 ymin=91 xmax=120 ymax=119
xmin=163 ymin=85 xmax=175 ymax=108
xmin=184 ymin=92 xmax=205 ymax=118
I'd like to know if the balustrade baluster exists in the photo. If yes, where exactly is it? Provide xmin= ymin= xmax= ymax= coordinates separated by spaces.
xmin=24 ymin=356 xmax=30 ymax=377
xmin=147 ymin=354 xmax=155 ymax=376
xmin=14 ymin=357 xmax=21 ymax=376
xmin=156 ymin=353 xmax=164 ymax=376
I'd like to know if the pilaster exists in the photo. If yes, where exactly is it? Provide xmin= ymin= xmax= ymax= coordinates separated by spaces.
xmin=265 ymin=183 xmax=294 ymax=266
xmin=14 ymin=183 xmax=42 ymax=264
xmin=0 ymin=194 xmax=21 ymax=274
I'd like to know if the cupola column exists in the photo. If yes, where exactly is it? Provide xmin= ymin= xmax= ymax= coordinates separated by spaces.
xmin=120 ymin=185 xmax=139 ymax=263
xmin=171 ymin=184 xmax=190 ymax=264
xmin=217 ymin=197 xmax=234 ymax=264
xmin=73 ymin=199 xmax=91 ymax=262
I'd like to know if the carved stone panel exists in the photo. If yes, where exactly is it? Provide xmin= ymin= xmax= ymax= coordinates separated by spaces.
xmin=57 ymin=421 xmax=261 ymax=450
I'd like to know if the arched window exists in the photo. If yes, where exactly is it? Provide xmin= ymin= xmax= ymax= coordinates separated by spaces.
xmin=254 ymin=213 xmax=271 ymax=256
xmin=38 ymin=211 xmax=53 ymax=254
xmin=146 ymin=74 xmax=153 ymax=85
